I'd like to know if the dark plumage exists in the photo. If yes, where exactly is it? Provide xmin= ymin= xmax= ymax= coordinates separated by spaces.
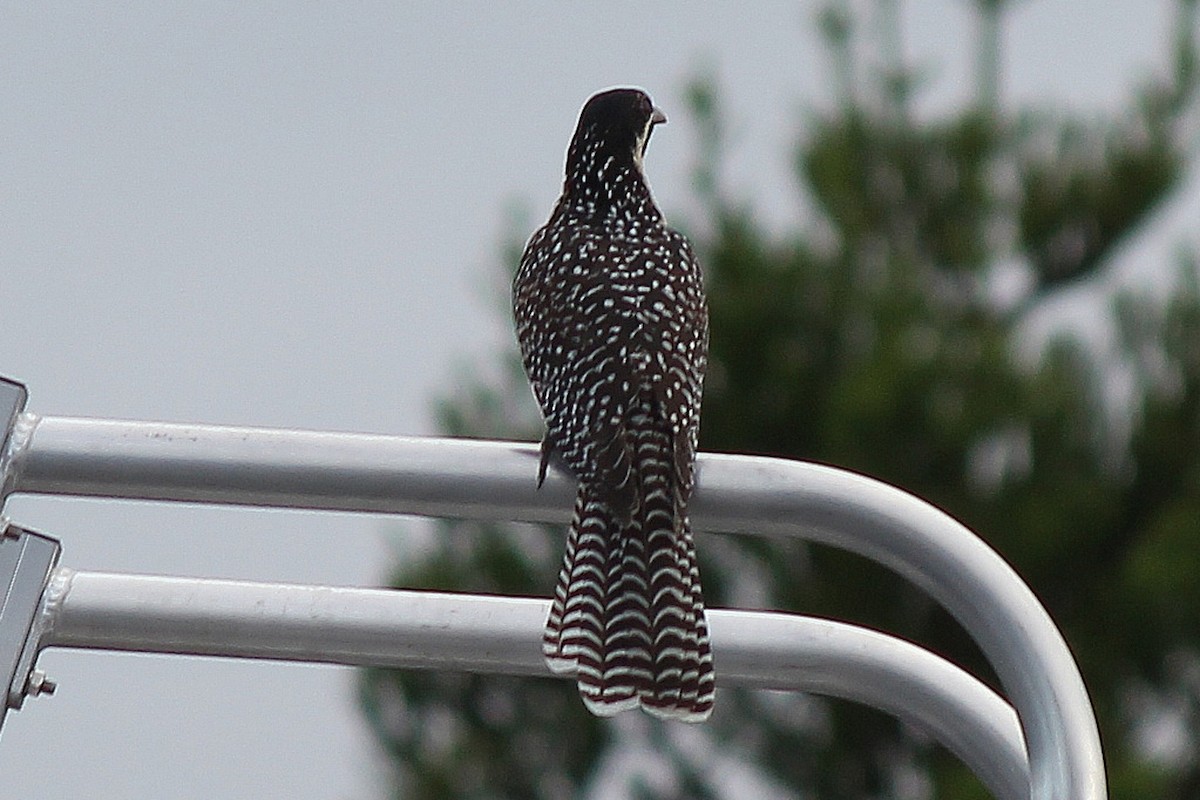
xmin=512 ymin=88 xmax=713 ymax=721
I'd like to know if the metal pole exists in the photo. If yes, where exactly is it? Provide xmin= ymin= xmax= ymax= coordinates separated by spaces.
xmin=41 ymin=568 xmax=1029 ymax=800
xmin=5 ymin=414 xmax=1105 ymax=799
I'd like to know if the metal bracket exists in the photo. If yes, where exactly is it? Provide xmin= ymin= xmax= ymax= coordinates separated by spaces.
xmin=0 ymin=376 xmax=29 ymax=511
xmin=0 ymin=524 xmax=61 ymax=734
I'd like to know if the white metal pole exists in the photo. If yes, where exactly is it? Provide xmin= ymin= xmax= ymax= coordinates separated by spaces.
xmin=5 ymin=414 xmax=1105 ymax=799
xmin=41 ymin=568 xmax=1028 ymax=800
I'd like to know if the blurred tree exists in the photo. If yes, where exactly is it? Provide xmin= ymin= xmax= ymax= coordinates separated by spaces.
xmin=359 ymin=1 xmax=1200 ymax=797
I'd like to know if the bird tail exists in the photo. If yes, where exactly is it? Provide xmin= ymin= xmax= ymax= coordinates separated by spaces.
xmin=542 ymin=426 xmax=714 ymax=722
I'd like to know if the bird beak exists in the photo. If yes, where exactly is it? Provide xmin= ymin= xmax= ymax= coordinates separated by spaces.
xmin=651 ymin=107 xmax=667 ymax=126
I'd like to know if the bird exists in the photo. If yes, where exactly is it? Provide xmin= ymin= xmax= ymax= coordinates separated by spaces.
xmin=512 ymin=87 xmax=713 ymax=722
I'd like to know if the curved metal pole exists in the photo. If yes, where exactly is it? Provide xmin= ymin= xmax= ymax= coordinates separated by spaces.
xmin=41 ymin=569 xmax=1029 ymax=800
xmin=695 ymin=454 xmax=1104 ymax=800
xmin=6 ymin=415 xmax=1106 ymax=799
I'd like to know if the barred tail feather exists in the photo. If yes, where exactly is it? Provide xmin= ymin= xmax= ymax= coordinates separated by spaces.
xmin=654 ymin=520 xmax=713 ymax=719
xmin=541 ymin=496 xmax=581 ymax=675
xmin=542 ymin=425 xmax=714 ymax=721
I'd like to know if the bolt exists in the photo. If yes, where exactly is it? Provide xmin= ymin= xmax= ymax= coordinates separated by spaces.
xmin=25 ymin=669 xmax=57 ymax=698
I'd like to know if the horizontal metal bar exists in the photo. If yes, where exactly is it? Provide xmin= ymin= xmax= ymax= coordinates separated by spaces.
xmin=5 ymin=414 xmax=1104 ymax=799
xmin=41 ymin=568 xmax=1028 ymax=800
xmin=5 ymin=414 xmax=568 ymax=518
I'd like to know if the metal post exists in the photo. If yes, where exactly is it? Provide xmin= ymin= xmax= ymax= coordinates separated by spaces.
xmin=2 ymin=413 xmax=1106 ymax=799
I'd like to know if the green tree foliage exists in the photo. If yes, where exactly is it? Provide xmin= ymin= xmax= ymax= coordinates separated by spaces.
xmin=359 ymin=2 xmax=1200 ymax=797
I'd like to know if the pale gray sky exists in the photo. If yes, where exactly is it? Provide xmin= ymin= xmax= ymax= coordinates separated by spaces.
xmin=0 ymin=3 xmax=1194 ymax=798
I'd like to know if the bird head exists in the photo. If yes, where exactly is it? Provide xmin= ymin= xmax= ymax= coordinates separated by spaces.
xmin=569 ymin=87 xmax=667 ymax=178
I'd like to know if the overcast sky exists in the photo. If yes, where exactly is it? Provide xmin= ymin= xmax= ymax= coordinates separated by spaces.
xmin=1 ymin=3 xmax=1196 ymax=798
